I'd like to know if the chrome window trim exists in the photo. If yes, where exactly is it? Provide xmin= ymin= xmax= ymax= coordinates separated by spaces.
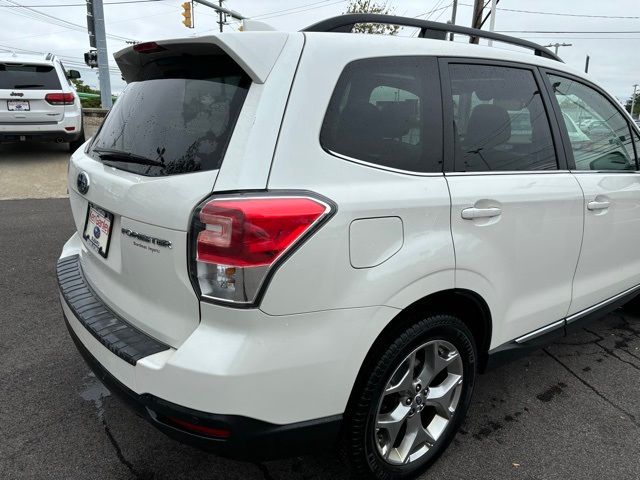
xmin=325 ymin=149 xmax=444 ymax=177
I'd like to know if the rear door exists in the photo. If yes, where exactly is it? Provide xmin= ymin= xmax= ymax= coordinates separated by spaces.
xmin=441 ymin=59 xmax=584 ymax=347
xmin=0 ymin=62 xmax=64 ymax=124
xmin=543 ymin=71 xmax=640 ymax=321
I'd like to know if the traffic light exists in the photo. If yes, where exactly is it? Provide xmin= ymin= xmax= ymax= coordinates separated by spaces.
xmin=181 ymin=2 xmax=193 ymax=28
xmin=84 ymin=50 xmax=98 ymax=68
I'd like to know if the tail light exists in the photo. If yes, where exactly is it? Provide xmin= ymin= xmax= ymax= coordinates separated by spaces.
xmin=190 ymin=194 xmax=334 ymax=306
xmin=133 ymin=41 xmax=166 ymax=54
xmin=45 ymin=92 xmax=75 ymax=105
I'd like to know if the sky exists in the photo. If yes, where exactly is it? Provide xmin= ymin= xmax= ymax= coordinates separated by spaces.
xmin=0 ymin=0 xmax=638 ymax=101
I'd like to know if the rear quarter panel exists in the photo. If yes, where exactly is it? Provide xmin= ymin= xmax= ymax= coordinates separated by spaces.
xmin=263 ymin=34 xmax=455 ymax=316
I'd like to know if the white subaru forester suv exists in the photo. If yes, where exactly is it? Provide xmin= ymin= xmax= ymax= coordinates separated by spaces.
xmin=0 ymin=52 xmax=84 ymax=152
xmin=57 ymin=14 xmax=640 ymax=479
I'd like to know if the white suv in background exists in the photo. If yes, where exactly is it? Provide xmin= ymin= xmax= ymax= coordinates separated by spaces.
xmin=56 ymin=14 xmax=640 ymax=480
xmin=0 ymin=52 xmax=84 ymax=152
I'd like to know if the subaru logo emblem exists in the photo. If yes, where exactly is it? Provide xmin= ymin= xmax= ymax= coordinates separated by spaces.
xmin=77 ymin=171 xmax=90 ymax=195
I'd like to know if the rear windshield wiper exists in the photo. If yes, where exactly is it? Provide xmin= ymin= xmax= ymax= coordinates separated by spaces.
xmin=93 ymin=147 xmax=165 ymax=167
xmin=12 ymin=84 xmax=44 ymax=89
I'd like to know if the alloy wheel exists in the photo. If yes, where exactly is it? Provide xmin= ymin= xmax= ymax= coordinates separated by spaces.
xmin=374 ymin=339 xmax=464 ymax=465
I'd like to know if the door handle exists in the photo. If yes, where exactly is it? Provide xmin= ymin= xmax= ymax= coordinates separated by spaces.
xmin=587 ymin=200 xmax=610 ymax=211
xmin=461 ymin=207 xmax=502 ymax=220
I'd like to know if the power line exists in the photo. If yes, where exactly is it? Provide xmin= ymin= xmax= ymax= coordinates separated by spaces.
xmin=458 ymin=2 xmax=640 ymax=19
xmin=0 ymin=43 xmax=120 ymax=72
xmin=0 ymin=0 xmax=163 ymax=6
xmin=0 ymin=0 xmax=134 ymax=42
xmin=414 ymin=3 xmax=452 ymax=18
xmin=251 ymin=0 xmax=338 ymax=19
xmin=498 ymin=30 xmax=640 ymax=34
xmin=431 ymin=2 xmax=452 ymax=22
xmin=256 ymin=0 xmax=347 ymax=20
xmin=522 ymin=36 xmax=640 ymax=40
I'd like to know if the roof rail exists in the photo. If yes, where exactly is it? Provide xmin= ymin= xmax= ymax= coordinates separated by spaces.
xmin=302 ymin=14 xmax=562 ymax=63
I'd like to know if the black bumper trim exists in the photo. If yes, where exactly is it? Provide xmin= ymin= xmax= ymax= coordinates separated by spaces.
xmin=57 ymin=255 xmax=170 ymax=365
xmin=0 ymin=130 xmax=82 ymax=142
xmin=63 ymin=313 xmax=343 ymax=460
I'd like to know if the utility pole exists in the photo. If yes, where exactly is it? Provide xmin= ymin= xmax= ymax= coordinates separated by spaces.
xmin=487 ymin=0 xmax=497 ymax=46
xmin=544 ymin=42 xmax=572 ymax=56
xmin=470 ymin=0 xmax=500 ymax=44
xmin=470 ymin=0 xmax=484 ymax=44
xmin=449 ymin=0 xmax=458 ymax=41
xmin=191 ymin=0 xmax=245 ymax=23
xmin=86 ymin=0 xmax=112 ymax=108
xmin=217 ymin=0 xmax=225 ymax=32
xmin=631 ymin=84 xmax=638 ymax=120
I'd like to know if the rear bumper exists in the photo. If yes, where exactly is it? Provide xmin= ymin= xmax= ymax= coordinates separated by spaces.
xmin=0 ymin=130 xmax=82 ymax=142
xmin=58 ymin=233 xmax=399 ymax=458
xmin=63 ymin=312 xmax=342 ymax=460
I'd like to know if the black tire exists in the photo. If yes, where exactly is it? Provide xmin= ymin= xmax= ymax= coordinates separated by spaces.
xmin=341 ymin=314 xmax=477 ymax=480
xmin=69 ymin=129 xmax=86 ymax=153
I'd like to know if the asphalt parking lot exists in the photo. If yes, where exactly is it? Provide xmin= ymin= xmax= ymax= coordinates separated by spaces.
xmin=2 ymin=144 xmax=640 ymax=480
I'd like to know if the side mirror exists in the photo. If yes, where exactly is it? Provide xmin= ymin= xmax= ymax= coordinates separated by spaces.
xmin=67 ymin=69 xmax=81 ymax=79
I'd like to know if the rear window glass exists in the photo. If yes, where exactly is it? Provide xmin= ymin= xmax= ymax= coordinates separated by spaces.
xmin=320 ymin=57 xmax=442 ymax=173
xmin=90 ymin=55 xmax=250 ymax=177
xmin=0 ymin=63 xmax=61 ymax=90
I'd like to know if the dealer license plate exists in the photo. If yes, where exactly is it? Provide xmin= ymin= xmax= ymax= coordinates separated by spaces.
xmin=7 ymin=100 xmax=30 ymax=111
xmin=83 ymin=204 xmax=114 ymax=258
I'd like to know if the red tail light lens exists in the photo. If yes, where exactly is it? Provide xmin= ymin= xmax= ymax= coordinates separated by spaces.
xmin=45 ymin=92 xmax=74 ymax=105
xmin=133 ymin=41 xmax=166 ymax=54
xmin=192 ymin=195 xmax=332 ymax=305
xmin=197 ymin=198 xmax=327 ymax=267
xmin=164 ymin=416 xmax=231 ymax=439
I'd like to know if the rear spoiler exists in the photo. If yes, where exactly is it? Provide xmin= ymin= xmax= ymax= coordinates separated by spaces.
xmin=114 ymin=32 xmax=290 ymax=84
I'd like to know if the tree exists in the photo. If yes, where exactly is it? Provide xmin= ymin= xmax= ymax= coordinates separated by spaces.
xmin=625 ymin=92 xmax=640 ymax=119
xmin=345 ymin=0 xmax=399 ymax=35
xmin=71 ymin=78 xmax=98 ymax=94
xmin=71 ymin=79 xmax=101 ymax=108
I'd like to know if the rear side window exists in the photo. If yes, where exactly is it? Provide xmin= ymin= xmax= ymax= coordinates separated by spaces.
xmin=321 ymin=57 xmax=442 ymax=173
xmin=0 ymin=63 xmax=61 ymax=90
xmin=548 ymin=74 xmax=636 ymax=171
xmin=449 ymin=64 xmax=558 ymax=172
xmin=90 ymin=55 xmax=250 ymax=177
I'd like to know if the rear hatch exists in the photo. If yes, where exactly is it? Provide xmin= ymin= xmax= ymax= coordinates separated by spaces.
xmin=0 ymin=62 xmax=65 ymax=124
xmin=67 ymin=35 xmax=292 ymax=348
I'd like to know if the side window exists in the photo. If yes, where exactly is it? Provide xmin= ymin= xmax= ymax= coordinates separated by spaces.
xmin=449 ymin=64 xmax=558 ymax=172
xmin=369 ymin=85 xmax=421 ymax=146
xmin=321 ymin=57 xmax=441 ymax=173
xmin=548 ymin=74 xmax=636 ymax=171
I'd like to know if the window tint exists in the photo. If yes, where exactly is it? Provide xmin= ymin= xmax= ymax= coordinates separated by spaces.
xmin=321 ymin=57 xmax=441 ymax=173
xmin=549 ymin=74 xmax=635 ymax=171
xmin=0 ymin=63 xmax=61 ymax=90
xmin=90 ymin=55 xmax=250 ymax=177
xmin=449 ymin=64 xmax=558 ymax=171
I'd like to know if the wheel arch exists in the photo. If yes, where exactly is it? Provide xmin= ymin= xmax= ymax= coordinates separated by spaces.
xmin=345 ymin=288 xmax=493 ymax=414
